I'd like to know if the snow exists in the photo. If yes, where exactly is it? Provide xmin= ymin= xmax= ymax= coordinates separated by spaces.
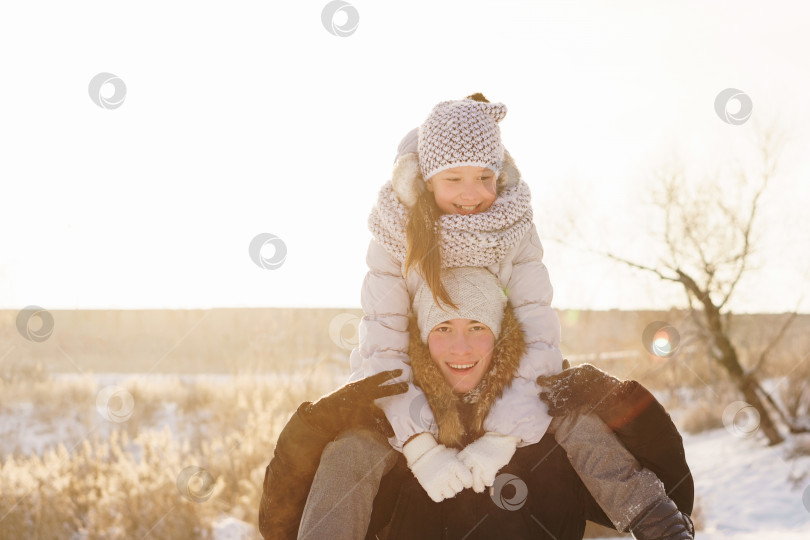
xmin=681 ymin=429 xmax=810 ymax=539
xmin=211 ymin=516 xmax=254 ymax=540
xmin=588 ymin=428 xmax=810 ymax=539
xmin=3 ymin=374 xmax=809 ymax=538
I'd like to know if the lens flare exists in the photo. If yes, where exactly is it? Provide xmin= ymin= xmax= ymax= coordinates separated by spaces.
xmin=642 ymin=321 xmax=680 ymax=358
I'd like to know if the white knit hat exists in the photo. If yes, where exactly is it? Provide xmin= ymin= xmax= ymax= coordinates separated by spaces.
xmin=417 ymin=98 xmax=507 ymax=181
xmin=413 ymin=267 xmax=508 ymax=343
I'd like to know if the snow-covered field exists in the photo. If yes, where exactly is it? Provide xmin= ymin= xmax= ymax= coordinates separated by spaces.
xmin=2 ymin=373 xmax=809 ymax=539
xmin=673 ymin=429 xmax=810 ymax=539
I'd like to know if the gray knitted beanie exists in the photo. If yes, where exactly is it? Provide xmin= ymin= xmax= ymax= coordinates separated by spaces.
xmin=417 ymin=98 xmax=507 ymax=181
xmin=413 ymin=267 xmax=508 ymax=343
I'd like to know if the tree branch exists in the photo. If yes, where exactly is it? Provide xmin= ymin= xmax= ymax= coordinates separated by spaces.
xmin=603 ymin=252 xmax=682 ymax=284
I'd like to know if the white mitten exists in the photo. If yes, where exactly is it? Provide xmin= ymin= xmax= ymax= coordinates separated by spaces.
xmin=457 ymin=432 xmax=520 ymax=493
xmin=403 ymin=433 xmax=473 ymax=502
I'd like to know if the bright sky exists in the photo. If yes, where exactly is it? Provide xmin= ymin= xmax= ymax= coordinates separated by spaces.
xmin=1 ymin=0 xmax=809 ymax=313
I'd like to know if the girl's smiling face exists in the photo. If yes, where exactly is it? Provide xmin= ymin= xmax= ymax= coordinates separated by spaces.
xmin=427 ymin=318 xmax=495 ymax=394
xmin=426 ymin=166 xmax=497 ymax=215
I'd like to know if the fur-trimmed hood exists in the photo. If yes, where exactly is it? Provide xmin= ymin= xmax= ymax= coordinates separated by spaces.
xmin=408 ymin=304 xmax=527 ymax=449
xmin=390 ymin=149 xmax=523 ymax=208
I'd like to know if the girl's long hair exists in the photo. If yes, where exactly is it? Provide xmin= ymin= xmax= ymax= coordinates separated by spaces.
xmin=404 ymin=188 xmax=457 ymax=309
xmin=403 ymin=92 xmax=491 ymax=310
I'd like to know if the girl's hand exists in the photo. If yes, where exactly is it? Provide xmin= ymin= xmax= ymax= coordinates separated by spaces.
xmin=403 ymin=433 xmax=473 ymax=502
xmin=457 ymin=432 xmax=520 ymax=493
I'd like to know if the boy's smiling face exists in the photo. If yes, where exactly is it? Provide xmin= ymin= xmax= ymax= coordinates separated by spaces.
xmin=426 ymin=166 xmax=497 ymax=215
xmin=427 ymin=318 xmax=495 ymax=394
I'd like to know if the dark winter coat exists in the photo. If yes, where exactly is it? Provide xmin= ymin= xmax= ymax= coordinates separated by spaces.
xmin=258 ymin=307 xmax=693 ymax=539
xmin=258 ymin=385 xmax=692 ymax=540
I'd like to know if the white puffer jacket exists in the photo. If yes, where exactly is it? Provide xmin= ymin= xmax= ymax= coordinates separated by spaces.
xmin=349 ymin=150 xmax=563 ymax=451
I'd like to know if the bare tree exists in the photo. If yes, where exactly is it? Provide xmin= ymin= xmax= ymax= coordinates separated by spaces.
xmin=602 ymin=128 xmax=803 ymax=446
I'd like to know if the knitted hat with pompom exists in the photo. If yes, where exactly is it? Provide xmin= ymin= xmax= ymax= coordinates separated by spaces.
xmin=417 ymin=93 xmax=507 ymax=181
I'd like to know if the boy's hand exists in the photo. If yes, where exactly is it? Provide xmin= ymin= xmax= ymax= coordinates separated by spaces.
xmin=536 ymin=363 xmax=629 ymax=417
xmin=301 ymin=369 xmax=408 ymax=437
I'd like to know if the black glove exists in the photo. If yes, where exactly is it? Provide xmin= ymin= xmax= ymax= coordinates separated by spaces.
xmin=536 ymin=363 xmax=631 ymax=417
xmin=630 ymin=498 xmax=695 ymax=539
xmin=300 ymin=369 xmax=408 ymax=437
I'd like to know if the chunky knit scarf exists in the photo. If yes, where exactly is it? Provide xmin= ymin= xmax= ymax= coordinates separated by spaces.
xmin=368 ymin=179 xmax=533 ymax=268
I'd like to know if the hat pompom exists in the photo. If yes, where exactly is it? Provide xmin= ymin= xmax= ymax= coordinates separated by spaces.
xmin=465 ymin=92 xmax=490 ymax=103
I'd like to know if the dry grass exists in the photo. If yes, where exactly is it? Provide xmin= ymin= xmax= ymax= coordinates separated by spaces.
xmin=0 ymin=367 xmax=339 ymax=539
xmin=1 ymin=364 xmax=720 ymax=539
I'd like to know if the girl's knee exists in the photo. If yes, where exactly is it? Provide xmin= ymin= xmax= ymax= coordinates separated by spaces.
xmin=328 ymin=428 xmax=393 ymax=458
